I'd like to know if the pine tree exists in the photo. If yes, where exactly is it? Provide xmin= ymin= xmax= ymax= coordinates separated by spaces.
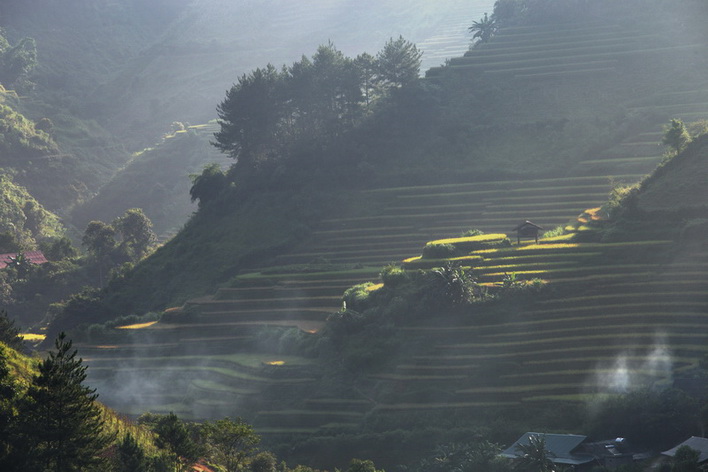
xmin=16 ymin=332 xmax=114 ymax=472
xmin=0 ymin=346 xmax=19 ymax=470
xmin=115 ymin=432 xmax=149 ymax=472
xmin=0 ymin=309 xmax=24 ymax=351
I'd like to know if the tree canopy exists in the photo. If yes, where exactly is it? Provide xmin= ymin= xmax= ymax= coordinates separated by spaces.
xmin=0 ymin=28 xmax=37 ymax=91
xmin=213 ymin=39 xmax=422 ymax=176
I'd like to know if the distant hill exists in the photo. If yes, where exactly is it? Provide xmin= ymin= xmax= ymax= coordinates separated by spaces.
xmin=86 ymin=0 xmax=708 ymax=317
xmin=70 ymin=123 xmax=230 ymax=238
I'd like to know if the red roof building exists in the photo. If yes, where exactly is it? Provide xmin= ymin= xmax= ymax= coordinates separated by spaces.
xmin=0 ymin=251 xmax=49 ymax=269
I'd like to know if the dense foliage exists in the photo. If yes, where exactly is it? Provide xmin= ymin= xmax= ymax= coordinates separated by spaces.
xmin=0 ymin=174 xmax=63 ymax=251
xmin=213 ymin=38 xmax=422 ymax=181
xmin=0 ymin=27 xmax=37 ymax=92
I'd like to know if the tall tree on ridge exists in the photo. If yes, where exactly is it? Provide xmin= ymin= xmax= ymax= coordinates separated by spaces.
xmin=375 ymin=36 xmax=422 ymax=90
xmin=469 ymin=12 xmax=498 ymax=44
xmin=214 ymin=64 xmax=286 ymax=170
xmin=662 ymin=118 xmax=691 ymax=154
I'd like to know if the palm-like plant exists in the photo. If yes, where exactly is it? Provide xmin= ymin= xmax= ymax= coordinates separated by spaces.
xmin=468 ymin=12 xmax=498 ymax=44
xmin=514 ymin=435 xmax=556 ymax=472
xmin=429 ymin=263 xmax=476 ymax=306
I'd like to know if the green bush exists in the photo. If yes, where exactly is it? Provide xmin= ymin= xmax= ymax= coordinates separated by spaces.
xmin=542 ymin=225 xmax=565 ymax=239
xmin=422 ymin=243 xmax=459 ymax=259
xmin=380 ymin=264 xmax=408 ymax=287
xmin=342 ymin=283 xmax=375 ymax=312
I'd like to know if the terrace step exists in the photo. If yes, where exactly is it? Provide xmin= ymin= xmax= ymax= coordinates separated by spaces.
xmin=186 ymin=296 xmax=340 ymax=310
xmin=253 ymin=409 xmax=364 ymax=429
xmin=213 ymin=284 xmax=353 ymax=300
xmin=303 ymin=398 xmax=373 ymax=413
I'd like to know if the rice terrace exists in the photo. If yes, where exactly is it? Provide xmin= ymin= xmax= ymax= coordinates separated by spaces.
xmin=2 ymin=0 xmax=708 ymax=471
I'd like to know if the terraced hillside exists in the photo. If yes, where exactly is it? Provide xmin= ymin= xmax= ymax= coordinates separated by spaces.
xmin=79 ymin=10 xmax=708 ymax=435
xmin=371 ymin=232 xmax=702 ymax=410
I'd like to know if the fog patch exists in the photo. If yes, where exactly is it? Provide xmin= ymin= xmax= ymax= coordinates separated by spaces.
xmin=587 ymin=332 xmax=673 ymax=396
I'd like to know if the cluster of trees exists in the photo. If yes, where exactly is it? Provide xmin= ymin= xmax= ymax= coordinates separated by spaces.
xmin=0 ymin=27 xmax=37 ymax=92
xmin=0 ymin=206 xmax=157 ymax=331
xmin=0 ymin=175 xmax=63 ymax=253
xmin=82 ymin=208 xmax=157 ymax=285
xmin=208 ymin=37 xmax=422 ymax=187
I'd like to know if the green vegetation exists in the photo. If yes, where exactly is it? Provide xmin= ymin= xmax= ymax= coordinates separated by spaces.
xmin=0 ymin=174 xmax=63 ymax=250
xmin=0 ymin=27 xmax=37 ymax=92
xmin=13 ymin=333 xmax=115 ymax=471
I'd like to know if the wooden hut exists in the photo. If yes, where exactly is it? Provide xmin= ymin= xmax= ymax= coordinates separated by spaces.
xmin=513 ymin=221 xmax=543 ymax=244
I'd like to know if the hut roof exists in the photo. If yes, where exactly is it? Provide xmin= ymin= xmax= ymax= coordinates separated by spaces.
xmin=662 ymin=437 xmax=708 ymax=463
xmin=513 ymin=220 xmax=544 ymax=231
xmin=501 ymin=432 xmax=595 ymax=466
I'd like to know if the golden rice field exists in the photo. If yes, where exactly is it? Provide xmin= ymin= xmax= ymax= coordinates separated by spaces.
xmin=19 ymin=333 xmax=46 ymax=341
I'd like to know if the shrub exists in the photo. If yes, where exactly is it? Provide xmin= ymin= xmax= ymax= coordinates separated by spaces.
xmin=422 ymin=242 xmax=459 ymax=259
xmin=602 ymin=182 xmax=639 ymax=218
xmin=380 ymin=264 xmax=408 ymax=287
xmin=542 ymin=225 xmax=565 ymax=239
xmin=426 ymin=263 xmax=478 ymax=307
xmin=342 ymin=283 xmax=375 ymax=312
